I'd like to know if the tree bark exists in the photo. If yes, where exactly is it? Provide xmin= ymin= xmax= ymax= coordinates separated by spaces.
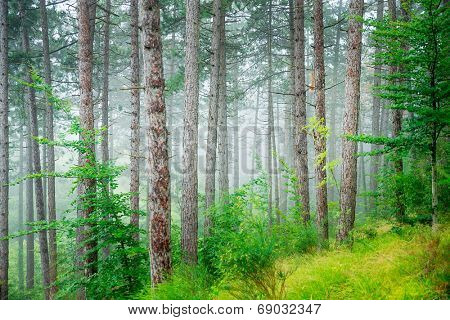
xmin=293 ymin=0 xmax=310 ymax=222
xmin=26 ymin=113 xmax=34 ymax=291
xmin=272 ymin=100 xmax=280 ymax=223
xmin=39 ymin=0 xmax=57 ymax=298
xmin=130 ymin=0 xmax=141 ymax=241
xmin=18 ymin=124 xmax=24 ymax=292
xmin=252 ymin=87 xmax=261 ymax=179
xmin=204 ymin=0 xmax=221 ymax=235
xmin=77 ymin=0 xmax=98 ymax=288
xmin=369 ymin=0 xmax=384 ymax=212
xmin=181 ymin=0 xmax=199 ymax=264
xmin=328 ymin=0 xmax=343 ymax=202
xmin=217 ymin=7 xmax=228 ymax=200
xmin=266 ymin=0 xmax=274 ymax=226
xmin=313 ymin=0 xmax=328 ymax=241
xmin=337 ymin=0 xmax=364 ymax=242
xmin=20 ymin=0 xmax=51 ymax=299
xmin=232 ymin=73 xmax=239 ymax=190
xmin=101 ymin=0 xmax=110 ymax=167
xmin=141 ymin=0 xmax=172 ymax=285
xmin=282 ymin=0 xmax=295 ymax=215
xmin=0 ymin=0 xmax=8 ymax=300
xmin=388 ymin=0 xmax=405 ymax=221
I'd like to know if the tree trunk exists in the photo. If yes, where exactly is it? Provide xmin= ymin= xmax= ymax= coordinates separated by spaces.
xmin=101 ymin=0 xmax=110 ymax=167
xmin=77 ymin=0 xmax=98 ymax=288
xmin=26 ymin=114 xmax=34 ymax=291
xmin=181 ymin=0 xmax=199 ymax=264
xmin=100 ymin=0 xmax=111 ymax=258
xmin=266 ymin=0 xmax=274 ymax=226
xmin=18 ymin=124 xmax=24 ymax=292
xmin=232 ymin=77 xmax=239 ymax=190
xmin=293 ymin=0 xmax=310 ymax=222
xmin=388 ymin=0 xmax=405 ymax=221
xmin=369 ymin=0 xmax=384 ymax=212
xmin=328 ymin=0 xmax=343 ymax=202
xmin=20 ymin=0 xmax=51 ymax=299
xmin=204 ymin=0 xmax=221 ymax=235
xmin=39 ymin=0 xmax=57 ymax=298
xmin=336 ymin=0 xmax=364 ymax=243
xmin=141 ymin=0 xmax=172 ymax=285
xmin=272 ymin=101 xmax=281 ymax=223
xmin=282 ymin=0 xmax=295 ymax=215
xmin=252 ymin=87 xmax=261 ymax=179
xmin=0 ymin=0 xmax=8 ymax=300
xmin=313 ymin=0 xmax=328 ymax=241
xmin=217 ymin=7 xmax=228 ymax=200
xmin=130 ymin=0 xmax=141 ymax=241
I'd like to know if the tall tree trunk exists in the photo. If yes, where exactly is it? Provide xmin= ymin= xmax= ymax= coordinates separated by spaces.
xmin=390 ymin=0 xmax=406 ymax=221
xmin=100 ymin=0 xmax=111 ymax=258
xmin=204 ymin=0 xmax=221 ymax=235
xmin=141 ymin=0 xmax=172 ymax=285
xmin=77 ymin=0 xmax=98 ymax=290
xmin=313 ymin=0 xmax=328 ymax=241
xmin=18 ymin=124 xmax=24 ymax=292
xmin=26 ymin=113 xmax=34 ymax=291
xmin=0 ymin=0 xmax=8 ymax=300
xmin=39 ymin=0 xmax=57 ymax=298
xmin=20 ymin=0 xmax=51 ymax=299
xmin=369 ymin=0 xmax=384 ymax=212
xmin=336 ymin=0 xmax=364 ymax=242
xmin=130 ymin=0 xmax=141 ymax=240
xmin=217 ymin=7 xmax=228 ymax=200
xmin=282 ymin=0 xmax=295 ymax=216
xmin=266 ymin=0 xmax=274 ymax=226
xmin=272 ymin=102 xmax=280 ymax=223
xmin=252 ymin=87 xmax=261 ymax=179
xmin=329 ymin=0 xmax=343 ymax=202
xmin=181 ymin=0 xmax=199 ymax=264
xmin=101 ymin=0 xmax=110 ymax=168
xmin=293 ymin=0 xmax=310 ymax=222
xmin=232 ymin=74 xmax=239 ymax=190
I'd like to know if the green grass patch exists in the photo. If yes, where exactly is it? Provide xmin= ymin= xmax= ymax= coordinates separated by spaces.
xmin=217 ymin=223 xmax=449 ymax=300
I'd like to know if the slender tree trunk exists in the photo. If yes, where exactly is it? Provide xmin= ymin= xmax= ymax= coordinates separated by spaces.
xmin=101 ymin=0 xmax=110 ymax=168
xmin=252 ymin=87 xmax=261 ymax=179
xmin=100 ymin=0 xmax=111 ymax=258
xmin=20 ymin=0 xmax=51 ymax=299
xmin=282 ymin=0 xmax=295 ymax=215
xmin=293 ymin=0 xmax=310 ymax=222
xmin=329 ymin=0 xmax=343 ymax=202
xmin=77 ymin=0 xmax=98 ymax=289
xmin=18 ymin=125 xmax=24 ymax=292
xmin=337 ymin=0 xmax=364 ymax=243
xmin=388 ymin=0 xmax=405 ymax=221
xmin=0 ymin=0 xmax=8 ymax=300
xmin=313 ymin=0 xmax=328 ymax=241
xmin=232 ymin=79 xmax=239 ymax=190
xmin=39 ymin=0 xmax=57 ymax=298
xmin=141 ymin=0 xmax=172 ymax=285
xmin=272 ymin=100 xmax=280 ymax=223
xmin=204 ymin=0 xmax=221 ymax=235
xmin=181 ymin=0 xmax=199 ymax=264
xmin=369 ymin=0 xmax=384 ymax=211
xmin=266 ymin=0 xmax=274 ymax=226
xmin=217 ymin=7 xmax=228 ymax=200
xmin=26 ymin=115 xmax=34 ymax=291
xmin=130 ymin=0 xmax=141 ymax=241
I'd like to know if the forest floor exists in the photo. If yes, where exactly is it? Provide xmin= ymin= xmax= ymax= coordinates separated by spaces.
xmin=217 ymin=222 xmax=449 ymax=300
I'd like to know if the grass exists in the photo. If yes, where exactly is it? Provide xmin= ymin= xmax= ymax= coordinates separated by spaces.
xmin=217 ymin=223 xmax=449 ymax=300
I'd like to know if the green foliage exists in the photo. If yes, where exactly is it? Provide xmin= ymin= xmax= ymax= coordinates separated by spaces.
xmin=13 ymin=74 xmax=149 ymax=299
